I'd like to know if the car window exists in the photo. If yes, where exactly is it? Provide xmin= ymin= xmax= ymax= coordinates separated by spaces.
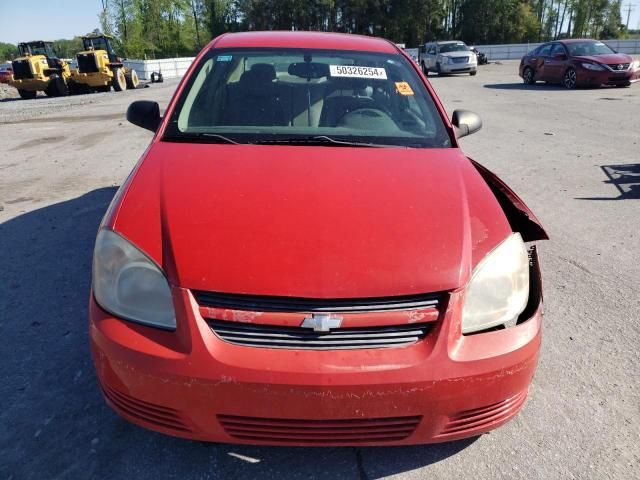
xmin=438 ymin=42 xmax=469 ymax=53
xmin=165 ymin=48 xmax=451 ymax=148
xmin=537 ymin=44 xmax=552 ymax=57
xmin=565 ymin=41 xmax=615 ymax=57
xmin=550 ymin=44 xmax=565 ymax=57
xmin=427 ymin=45 xmax=436 ymax=55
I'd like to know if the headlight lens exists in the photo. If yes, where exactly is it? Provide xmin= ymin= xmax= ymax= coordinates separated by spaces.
xmin=461 ymin=233 xmax=529 ymax=334
xmin=581 ymin=62 xmax=606 ymax=71
xmin=632 ymin=60 xmax=640 ymax=70
xmin=92 ymin=229 xmax=176 ymax=330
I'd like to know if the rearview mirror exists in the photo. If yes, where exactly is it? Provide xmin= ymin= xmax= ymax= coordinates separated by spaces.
xmin=127 ymin=100 xmax=161 ymax=132
xmin=452 ymin=110 xmax=482 ymax=138
xmin=288 ymin=62 xmax=330 ymax=79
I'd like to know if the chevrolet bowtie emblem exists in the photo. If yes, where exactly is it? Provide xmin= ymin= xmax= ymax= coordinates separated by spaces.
xmin=301 ymin=313 xmax=342 ymax=332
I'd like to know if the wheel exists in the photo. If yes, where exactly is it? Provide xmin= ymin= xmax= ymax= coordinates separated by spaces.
xmin=522 ymin=67 xmax=535 ymax=85
xmin=470 ymin=70 xmax=477 ymax=76
xmin=615 ymin=82 xmax=630 ymax=88
xmin=563 ymin=68 xmax=577 ymax=89
xmin=18 ymin=89 xmax=37 ymax=100
xmin=112 ymin=67 xmax=127 ymax=92
xmin=44 ymin=74 xmax=67 ymax=97
xmin=125 ymin=69 xmax=140 ymax=89
xmin=436 ymin=63 xmax=443 ymax=76
xmin=95 ymin=85 xmax=111 ymax=93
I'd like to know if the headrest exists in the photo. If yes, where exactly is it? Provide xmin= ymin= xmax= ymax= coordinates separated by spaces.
xmin=240 ymin=63 xmax=276 ymax=87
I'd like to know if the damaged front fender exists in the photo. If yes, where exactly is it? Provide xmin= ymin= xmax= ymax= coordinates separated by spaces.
xmin=469 ymin=158 xmax=549 ymax=242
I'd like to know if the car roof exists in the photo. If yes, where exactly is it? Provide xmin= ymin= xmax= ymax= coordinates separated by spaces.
xmin=212 ymin=31 xmax=398 ymax=54
xmin=558 ymin=39 xmax=598 ymax=44
xmin=437 ymin=40 xmax=466 ymax=45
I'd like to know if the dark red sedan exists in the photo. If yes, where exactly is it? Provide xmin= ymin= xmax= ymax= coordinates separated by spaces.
xmin=90 ymin=31 xmax=548 ymax=446
xmin=519 ymin=39 xmax=640 ymax=88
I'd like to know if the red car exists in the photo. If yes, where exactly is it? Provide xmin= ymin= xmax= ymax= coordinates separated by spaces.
xmin=90 ymin=31 xmax=548 ymax=446
xmin=519 ymin=39 xmax=640 ymax=88
xmin=0 ymin=63 xmax=13 ymax=84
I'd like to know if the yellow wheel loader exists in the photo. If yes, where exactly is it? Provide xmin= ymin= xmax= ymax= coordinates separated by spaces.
xmin=70 ymin=35 xmax=139 ymax=93
xmin=8 ymin=41 xmax=71 ymax=99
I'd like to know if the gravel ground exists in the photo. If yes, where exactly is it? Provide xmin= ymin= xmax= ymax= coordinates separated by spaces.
xmin=1 ymin=61 xmax=639 ymax=480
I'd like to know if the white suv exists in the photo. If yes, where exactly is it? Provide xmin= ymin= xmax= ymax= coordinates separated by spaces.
xmin=418 ymin=41 xmax=477 ymax=76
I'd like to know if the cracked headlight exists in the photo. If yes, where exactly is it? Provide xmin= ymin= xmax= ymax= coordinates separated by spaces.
xmin=92 ymin=229 xmax=176 ymax=330
xmin=461 ymin=233 xmax=529 ymax=334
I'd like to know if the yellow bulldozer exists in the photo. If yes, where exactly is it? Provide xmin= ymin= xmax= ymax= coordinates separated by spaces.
xmin=70 ymin=34 xmax=139 ymax=92
xmin=8 ymin=41 xmax=71 ymax=99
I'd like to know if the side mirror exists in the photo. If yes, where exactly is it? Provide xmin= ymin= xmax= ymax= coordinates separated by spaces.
xmin=554 ymin=53 xmax=567 ymax=60
xmin=452 ymin=110 xmax=482 ymax=138
xmin=127 ymin=100 xmax=161 ymax=132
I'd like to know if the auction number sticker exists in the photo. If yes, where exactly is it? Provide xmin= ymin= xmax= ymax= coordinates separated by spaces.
xmin=330 ymin=65 xmax=387 ymax=79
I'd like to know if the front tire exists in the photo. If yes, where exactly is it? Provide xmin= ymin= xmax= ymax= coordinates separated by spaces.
xmin=45 ymin=74 xmax=67 ymax=97
xmin=470 ymin=70 xmax=477 ymax=76
xmin=18 ymin=89 xmax=37 ymax=100
xmin=522 ymin=67 xmax=535 ymax=85
xmin=125 ymin=69 xmax=140 ymax=89
xmin=563 ymin=68 xmax=577 ymax=89
xmin=436 ymin=63 xmax=443 ymax=76
xmin=112 ymin=67 xmax=127 ymax=92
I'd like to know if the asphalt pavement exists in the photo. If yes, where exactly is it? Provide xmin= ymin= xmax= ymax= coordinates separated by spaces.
xmin=1 ymin=60 xmax=639 ymax=479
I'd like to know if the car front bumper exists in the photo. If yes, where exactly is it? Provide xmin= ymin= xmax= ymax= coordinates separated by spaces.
xmin=440 ymin=63 xmax=477 ymax=74
xmin=578 ymin=67 xmax=640 ymax=86
xmin=90 ymin=275 xmax=543 ymax=446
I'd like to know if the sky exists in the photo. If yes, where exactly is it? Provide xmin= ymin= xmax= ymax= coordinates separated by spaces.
xmin=0 ymin=0 xmax=102 ymax=44
xmin=0 ymin=0 xmax=639 ymax=45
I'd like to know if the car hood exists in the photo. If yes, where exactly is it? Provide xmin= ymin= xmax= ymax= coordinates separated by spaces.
xmin=111 ymin=143 xmax=512 ymax=298
xmin=440 ymin=51 xmax=472 ymax=58
xmin=574 ymin=53 xmax=633 ymax=65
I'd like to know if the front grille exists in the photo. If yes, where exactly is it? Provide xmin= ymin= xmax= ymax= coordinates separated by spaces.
xmin=607 ymin=63 xmax=630 ymax=70
xmin=77 ymin=53 xmax=99 ymax=73
xmin=101 ymin=384 xmax=191 ymax=433
xmin=218 ymin=414 xmax=421 ymax=444
xmin=193 ymin=290 xmax=442 ymax=313
xmin=207 ymin=319 xmax=432 ymax=349
xmin=435 ymin=390 xmax=527 ymax=438
xmin=11 ymin=60 xmax=32 ymax=79
xmin=452 ymin=56 xmax=469 ymax=63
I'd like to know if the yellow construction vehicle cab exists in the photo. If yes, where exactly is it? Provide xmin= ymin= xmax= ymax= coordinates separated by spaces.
xmin=8 ymin=41 xmax=71 ymax=99
xmin=70 ymin=35 xmax=139 ymax=92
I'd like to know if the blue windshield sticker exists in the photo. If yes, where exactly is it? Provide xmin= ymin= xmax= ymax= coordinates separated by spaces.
xmin=217 ymin=55 xmax=233 ymax=62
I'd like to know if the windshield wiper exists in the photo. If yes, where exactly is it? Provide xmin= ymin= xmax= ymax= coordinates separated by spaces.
xmin=252 ymin=135 xmax=396 ymax=148
xmin=163 ymin=132 xmax=239 ymax=144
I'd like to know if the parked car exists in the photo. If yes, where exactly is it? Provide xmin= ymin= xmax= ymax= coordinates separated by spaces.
xmin=418 ymin=40 xmax=477 ymax=75
xmin=519 ymin=39 xmax=640 ymax=88
xmin=0 ymin=63 xmax=13 ymax=84
xmin=91 ymin=31 xmax=547 ymax=446
xmin=471 ymin=47 xmax=488 ymax=65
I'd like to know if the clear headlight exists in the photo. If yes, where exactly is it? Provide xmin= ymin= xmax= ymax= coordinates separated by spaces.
xmin=439 ymin=55 xmax=450 ymax=64
xmin=632 ymin=60 xmax=640 ymax=70
xmin=92 ymin=229 xmax=176 ymax=330
xmin=581 ymin=62 xmax=606 ymax=71
xmin=461 ymin=233 xmax=529 ymax=334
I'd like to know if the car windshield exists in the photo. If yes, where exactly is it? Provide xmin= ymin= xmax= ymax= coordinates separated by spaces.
xmin=439 ymin=43 xmax=469 ymax=53
xmin=164 ymin=48 xmax=451 ymax=148
xmin=566 ymin=41 xmax=615 ymax=56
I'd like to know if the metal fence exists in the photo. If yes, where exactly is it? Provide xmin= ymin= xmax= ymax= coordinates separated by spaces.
xmin=472 ymin=39 xmax=640 ymax=60
xmin=104 ymin=38 xmax=640 ymax=80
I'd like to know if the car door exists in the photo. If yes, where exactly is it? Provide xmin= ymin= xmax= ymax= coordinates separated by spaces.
xmin=426 ymin=44 xmax=437 ymax=70
xmin=544 ymin=43 xmax=568 ymax=83
xmin=530 ymin=43 xmax=552 ymax=81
